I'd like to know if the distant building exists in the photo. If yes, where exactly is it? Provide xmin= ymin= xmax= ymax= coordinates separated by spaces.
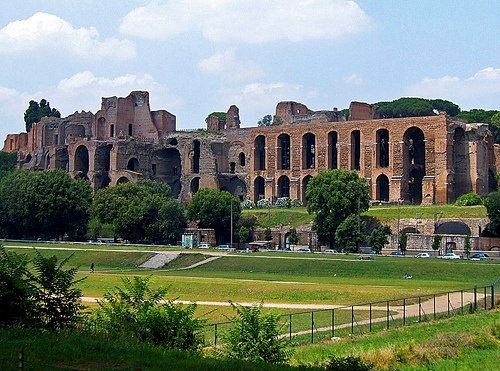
xmin=3 ymin=91 xmax=496 ymax=205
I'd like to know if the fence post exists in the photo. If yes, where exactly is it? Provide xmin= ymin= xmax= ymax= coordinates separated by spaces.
xmin=369 ymin=303 xmax=372 ymax=332
xmin=403 ymin=299 xmax=406 ymax=326
xmin=418 ymin=296 xmax=421 ymax=322
xmin=386 ymin=301 xmax=390 ymax=329
xmin=433 ymin=294 xmax=436 ymax=320
xmin=461 ymin=290 xmax=463 ymax=315
xmin=289 ymin=314 xmax=292 ymax=341
xmin=484 ymin=286 xmax=487 ymax=310
xmin=447 ymin=292 xmax=450 ymax=316
xmin=492 ymin=284 xmax=495 ymax=309
xmin=331 ymin=309 xmax=335 ymax=338
xmin=351 ymin=306 xmax=354 ymax=334
xmin=214 ymin=324 xmax=218 ymax=346
xmin=474 ymin=285 xmax=477 ymax=311
xmin=311 ymin=312 xmax=314 ymax=344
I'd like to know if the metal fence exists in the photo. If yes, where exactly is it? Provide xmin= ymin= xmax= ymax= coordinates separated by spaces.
xmin=205 ymin=278 xmax=499 ymax=346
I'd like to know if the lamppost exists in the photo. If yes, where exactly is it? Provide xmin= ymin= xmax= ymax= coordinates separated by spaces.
xmin=230 ymin=198 xmax=233 ymax=248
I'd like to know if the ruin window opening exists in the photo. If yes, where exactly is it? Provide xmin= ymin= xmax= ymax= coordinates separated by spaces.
xmin=351 ymin=130 xmax=361 ymax=170
xmin=376 ymin=129 xmax=389 ymax=168
xmin=278 ymin=134 xmax=291 ymax=170
xmin=302 ymin=175 xmax=312 ymax=206
xmin=278 ymin=175 xmax=290 ymax=197
xmin=152 ymin=164 xmax=157 ymax=176
xmin=128 ymin=124 xmax=133 ymax=137
xmin=254 ymin=176 xmax=265 ymax=204
xmin=230 ymin=162 xmax=235 ymax=174
xmin=239 ymin=152 xmax=246 ymax=167
xmin=302 ymin=133 xmax=316 ymax=169
xmin=328 ymin=131 xmax=338 ymax=169
xmin=254 ymin=136 xmax=266 ymax=170
xmin=376 ymin=174 xmax=390 ymax=202
xmin=110 ymin=124 xmax=115 ymax=138
xmin=192 ymin=140 xmax=200 ymax=174
xmin=127 ymin=158 xmax=139 ymax=172
xmin=191 ymin=178 xmax=200 ymax=194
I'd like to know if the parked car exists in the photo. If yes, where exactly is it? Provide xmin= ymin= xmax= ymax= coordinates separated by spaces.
xmin=390 ymin=251 xmax=403 ymax=256
xmin=469 ymin=252 xmax=489 ymax=260
xmin=278 ymin=247 xmax=291 ymax=251
xmin=198 ymin=243 xmax=211 ymax=249
xmin=439 ymin=253 xmax=462 ymax=259
xmin=369 ymin=250 xmax=382 ymax=255
xmin=217 ymin=244 xmax=230 ymax=250
xmin=323 ymin=249 xmax=338 ymax=254
xmin=416 ymin=252 xmax=433 ymax=258
xmin=296 ymin=248 xmax=311 ymax=253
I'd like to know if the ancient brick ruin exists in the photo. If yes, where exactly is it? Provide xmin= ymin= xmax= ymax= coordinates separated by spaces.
xmin=3 ymin=91 xmax=497 ymax=206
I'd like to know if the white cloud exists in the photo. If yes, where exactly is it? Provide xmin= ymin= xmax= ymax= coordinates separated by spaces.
xmin=119 ymin=0 xmax=374 ymax=43
xmin=197 ymin=50 xmax=263 ymax=81
xmin=407 ymin=68 xmax=500 ymax=108
xmin=0 ymin=12 xmax=135 ymax=60
xmin=343 ymin=73 xmax=365 ymax=85
xmin=55 ymin=71 xmax=182 ymax=114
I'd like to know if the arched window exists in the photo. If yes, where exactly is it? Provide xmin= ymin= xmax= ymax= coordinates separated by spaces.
xmin=239 ymin=152 xmax=246 ymax=167
xmin=254 ymin=136 xmax=266 ymax=170
xmin=278 ymin=175 xmax=290 ymax=197
xmin=278 ymin=134 xmax=291 ymax=170
xmin=302 ymin=133 xmax=316 ymax=169
xmin=351 ymin=130 xmax=360 ymax=170
xmin=376 ymin=129 xmax=389 ymax=168
xmin=328 ymin=131 xmax=338 ymax=169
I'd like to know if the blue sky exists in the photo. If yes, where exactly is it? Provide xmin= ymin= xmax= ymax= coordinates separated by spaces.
xmin=0 ymin=1 xmax=499 ymax=143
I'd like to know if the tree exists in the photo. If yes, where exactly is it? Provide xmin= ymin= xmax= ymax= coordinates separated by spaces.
xmin=91 ymin=180 xmax=184 ymax=243
xmin=287 ymin=228 xmax=299 ymax=246
xmin=186 ymin=188 xmax=241 ymax=244
xmin=0 ymin=246 xmax=33 ymax=327
xmin=432 ymin=235 xmax=442 ymax=254
xmin=205 ymin=111 xmax=226 ymax=124
xmin=306 ymin=169 xmax=370 ymax=247
xmin=399 ymin=230 xmax=408 ymax=255
xmin=0 ymin=170 xmax=92 ymax=240
xmin=369 ymin=225 xmax=392 ymax=254
xmin=238 ymin=226 xmax=249 ymax=245
xmin=0 ymin=152 xmax=17 ymax=176
xmin=257 ymin=114 xmax=282 ymax=126
xmin=220 ymin=302 xmax=294 ymax=364
xmin=456 ymin=192 xmax=483 ymax=206
xmin=24 ymin=99 xmax=61 ymax=132
xmin=264 ymin=228 xmax=273 ymax=242
xmin=335 ymin=214 xmax=366 ymax=253
xmin=484 ymin=191 xmax=500 ymax=236
xmin=26 ymin=249 xmax=85 ymax=331
xmin=375 ymin=97 xmax=460 ymax=119
xmin=464 ymin=235 xmax=471 ymax=259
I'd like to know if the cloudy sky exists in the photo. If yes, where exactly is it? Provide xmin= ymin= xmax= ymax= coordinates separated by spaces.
xmin=0 ymin=1 xmax=499 ymax=143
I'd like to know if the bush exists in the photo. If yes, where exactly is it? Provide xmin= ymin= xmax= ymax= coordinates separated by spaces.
xmin=291 ymin=199 xmax=303 ymax=207
xmin=275 ymin=197 xmax=291 ymax=208
xmin=92 ymin=276 xmax=205 ymax=351
xmin=456 ymin=192 xmax=483 ymax=206
xmin=257 ymin=198 xmax=272 ymax=209
xmin=219 ymin=302 xmax=294 ymax=364
xmin=242 ymin=199 xmax=255 ymax=209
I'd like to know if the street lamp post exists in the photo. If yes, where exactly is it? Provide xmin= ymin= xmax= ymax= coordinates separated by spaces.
xmin=397 ymin=199 xmax=402 ymax=251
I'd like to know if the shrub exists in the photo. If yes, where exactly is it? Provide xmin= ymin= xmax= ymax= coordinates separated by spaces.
xmin=92 ymin=276 xmax=205 ymax=351
xmin=257 ymin=198 xmax=272 ymax=209
xmin=275 ymin=197 xmax=291 ymax=208
xmin=456 ymin=192 xmax=483 ymax=206
xmin=219 ymin=302 xmax=294 ymax=364
xmin=291 ymin=199 xmax=303 ymax=207
xmin=242 ymin=199 xmax=255 ymax=209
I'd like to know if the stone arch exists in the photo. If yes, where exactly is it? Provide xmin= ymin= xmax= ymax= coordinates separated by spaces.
xmin=302 ymin=133 xmax=315 ymax=169
xmin=191 ymin=140 xmax=200 ymax=173
xmin=254 ymin=176 xmax=265 ymax=204
xmin=351 ymin=130 xmax=361 ymax=170
xmin=403 ymin=127 xmax=425 ymax=204
xmin=277 ymin=134 xmax=291 ymax=170
xmin=127 ymin=158 xmax=139 ymax=172
xmin=453 ymin=127 xmax=472 ymax=200
xmin=117 ymin=176 xmax=129 ymax=184
xmin=328 ymin=131 xmax=338 ymax=169
xmin=376 ymin=174 xmax=390 ymax=202
xmin=302 ymin=175 xmax=313 ymax=205
xmin=254 ymin=135 xmax=266 ymax=170
xmin=435 ymin=221 xmax=471 ymax=235
xmin=152 ymin=148 xmax=182 ymax=198
xmin=190 ymin=177 xmax=200 ymax=194
xmin=278 ymin=175 xmax=290 ymax=198
xmin=74 ymin=145 xmax=89 ymax=180
xmin=376 ymin=129 xmax=389 ymax=168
